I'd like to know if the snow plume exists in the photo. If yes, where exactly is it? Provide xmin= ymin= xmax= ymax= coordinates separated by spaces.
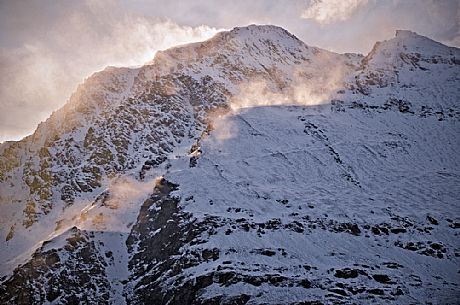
xmin=102 ymin=177 xmax=154 ymax=211
xmin=231 ymin=52 xmax=348 ymax=110
xmin=0 ymin=0 xmax=219 ymax=142
xmin=209 ymin=112 xmax=239 ymax=143
xmin=0 ymin=174 xmax=157 ymax=276
xmin=52 ymin=176 xmax=155 ymax=234
xmin=301 ymin=0 xmax=369 ymax=25
xmin=78 ymin=176 xmax=155 ymax=233
xmin=213 ymin=52 xmax=349 ymax=144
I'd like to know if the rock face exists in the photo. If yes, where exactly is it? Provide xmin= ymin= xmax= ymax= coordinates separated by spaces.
xmin=0 ymin=25 xmax=459 ymax=304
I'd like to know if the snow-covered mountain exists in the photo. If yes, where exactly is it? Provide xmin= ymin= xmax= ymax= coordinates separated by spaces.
xmin=0 ymin=25 xmax=459 ymax=304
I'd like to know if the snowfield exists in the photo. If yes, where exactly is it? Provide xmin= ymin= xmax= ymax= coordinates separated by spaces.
xmin=168 ymin=104 xmax=459 ymax=303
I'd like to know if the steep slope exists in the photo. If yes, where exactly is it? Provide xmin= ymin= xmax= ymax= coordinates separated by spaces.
xmin=0 ymin=24 xmax=354 ymax=273
xmin=0 ymin=25 xmax=459 ymax=304
xmin=141 ymin=105 xmax=458 ymax=304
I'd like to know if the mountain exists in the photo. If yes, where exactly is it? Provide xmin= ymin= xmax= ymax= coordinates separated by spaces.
xmin=0 ymin=24 xmax=459 ymax=304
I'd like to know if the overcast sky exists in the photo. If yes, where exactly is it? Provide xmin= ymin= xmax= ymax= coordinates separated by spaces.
xmin=0 ymin=0 xmax=458 ymax=142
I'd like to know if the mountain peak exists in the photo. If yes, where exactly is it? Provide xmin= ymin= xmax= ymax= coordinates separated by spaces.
xmin=362 ymin=28 xmax=459 ymax=72
xmin=395 ymin=29 xmax=419 ymax=38
xmin=230 ymin=24 xmax=295 ymax=36
xmin=390 ymin=29 xmax=453 ymax=51
xmin=149 ymin=24 xmax=316 ymax=77
xmin=227 ymin=24 xmax=303 ymax=44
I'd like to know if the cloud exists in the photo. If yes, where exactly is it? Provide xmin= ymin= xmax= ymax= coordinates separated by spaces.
xmin=301 ymin=0 xmax=369 ymax=25
xmin=0 ymin=0 xmax=219 ymax=142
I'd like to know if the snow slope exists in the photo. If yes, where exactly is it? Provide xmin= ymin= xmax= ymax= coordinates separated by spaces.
xmin=161 ymin=104 xmax=459 ymax=303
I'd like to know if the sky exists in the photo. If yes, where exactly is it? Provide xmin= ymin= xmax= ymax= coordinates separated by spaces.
xmin=0 ymin=0 xmax=459 ymax=142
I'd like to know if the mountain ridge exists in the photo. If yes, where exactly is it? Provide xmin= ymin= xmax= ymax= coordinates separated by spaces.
xmin=0 ymin=24 xmax=459 ymax=304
